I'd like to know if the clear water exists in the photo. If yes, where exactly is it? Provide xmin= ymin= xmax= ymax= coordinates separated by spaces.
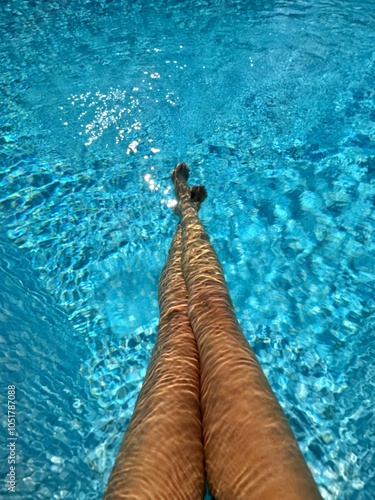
xmin=0 ymin=0 xmax=374 ymax=498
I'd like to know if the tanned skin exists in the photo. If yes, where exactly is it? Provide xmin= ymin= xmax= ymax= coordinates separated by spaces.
xmin=173 ymin=163 xmax=321 ymax=499
xmin=104 ymin=187 xmax=206 ymax=500
xmin=105 ymin=163 xmax=321 ymax=499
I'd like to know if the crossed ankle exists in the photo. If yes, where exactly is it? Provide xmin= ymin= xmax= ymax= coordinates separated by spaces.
xmin=171 ymin=163 xmax=208 ymax=215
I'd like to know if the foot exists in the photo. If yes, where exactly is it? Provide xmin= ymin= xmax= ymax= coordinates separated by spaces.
xmin=171 ymin=162 xmax=189 ymax=183
xmin=190 ymin=185 xmax=207 ymax=211
xmin=171 ymin=162 xmax=191 ymax=218
xmin=171 ymin=163 xmax=207 ymax=216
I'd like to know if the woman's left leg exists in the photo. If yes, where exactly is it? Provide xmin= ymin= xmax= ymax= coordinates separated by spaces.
xmin=104 ymin=224 xmax=204 ymax=499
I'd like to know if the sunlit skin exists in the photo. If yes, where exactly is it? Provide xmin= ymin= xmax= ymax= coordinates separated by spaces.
xmin=104 ymin=188 xmax=206 ymax=500
xmin=105 ymin=163 xmax=321 ymax=499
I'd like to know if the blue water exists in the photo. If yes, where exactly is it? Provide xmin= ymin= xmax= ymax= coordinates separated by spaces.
xmin=0 ymin=0 xmax=374 ymax=498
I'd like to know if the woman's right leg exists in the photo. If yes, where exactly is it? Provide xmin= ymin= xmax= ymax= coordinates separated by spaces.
xmin=172 ymin=163 xmax=321 ymax=500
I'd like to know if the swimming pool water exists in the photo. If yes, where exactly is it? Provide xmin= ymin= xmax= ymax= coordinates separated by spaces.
xmin=0 ymin=0 xmax=374 ymax=498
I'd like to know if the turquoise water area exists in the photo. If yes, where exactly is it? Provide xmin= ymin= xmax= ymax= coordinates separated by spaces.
xmin=0 ymin=0 xmax=374 ymax=498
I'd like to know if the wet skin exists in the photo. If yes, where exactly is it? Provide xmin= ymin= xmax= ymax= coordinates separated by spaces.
xmin=173 ymin=163 xmax=321 ymax=499
xmin=105 ymin=163 xmax=321 ymax=499
xmin=104 ymin=221 xmax=205 ymax=499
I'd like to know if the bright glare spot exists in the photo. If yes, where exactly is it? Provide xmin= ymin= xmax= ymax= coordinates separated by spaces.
xmin=167 ymin=199 xmax=178 ymax=208
xmin=151 ymin=147 xmax=160 ymax=153
xmin=166 ymin=92 xmax=178 ymax=106
xmin=150 ymin=73 xmax=160 ymax=79
xmin=144 ymin=174 xmax=151 ymax=182
xmin=69 ymin=87 xmax=142 ymax=146
xmin=127 ymin=140 xmax=139 ymax=154
xmin=131 ymin=120 xmax=142 ymax=130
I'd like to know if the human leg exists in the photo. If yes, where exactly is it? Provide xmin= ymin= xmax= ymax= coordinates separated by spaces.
xmin=172 ymin=163 xmax=321 ymax=500
xmin=104 ymin=223 xmax=204 ymax=499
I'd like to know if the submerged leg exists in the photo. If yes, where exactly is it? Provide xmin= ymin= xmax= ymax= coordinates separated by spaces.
xmin=104 ymin=223 xmax=204 ymax=499
xmin=172 ymin=163 xmax=321 ymax=500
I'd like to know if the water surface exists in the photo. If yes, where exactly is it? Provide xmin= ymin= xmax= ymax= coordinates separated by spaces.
xmin=0 ymin=0 xmax=374 ymax=498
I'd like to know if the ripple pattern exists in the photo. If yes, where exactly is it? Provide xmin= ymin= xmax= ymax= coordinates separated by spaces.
xmin=1 ymin=0 xmax=374 ymax=497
